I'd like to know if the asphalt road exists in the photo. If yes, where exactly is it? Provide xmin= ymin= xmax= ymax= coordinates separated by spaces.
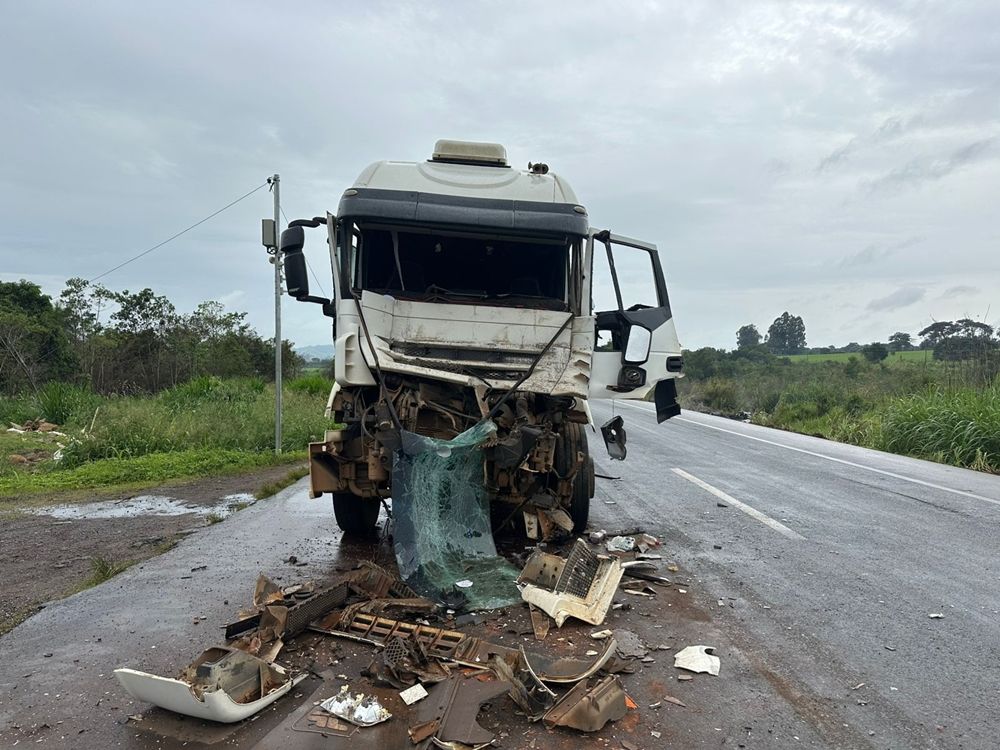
xmin=1 ymin=404 xmax=998 ymax=748
xmin=587 ymin=400 xmax=1000 ymax=749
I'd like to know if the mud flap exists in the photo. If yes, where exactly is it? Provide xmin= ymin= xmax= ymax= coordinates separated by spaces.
xmin=654 ymin=379 xmax=681 ymax=423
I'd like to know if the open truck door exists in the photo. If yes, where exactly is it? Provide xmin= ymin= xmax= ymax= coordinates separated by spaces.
xmin=586 ymin=230 xmax=682 ymax=423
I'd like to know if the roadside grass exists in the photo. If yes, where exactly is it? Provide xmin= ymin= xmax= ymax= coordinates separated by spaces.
xmin=682 ymin=354 xmax=1000 ymax=473
xmin=0 ymin=377 xmax=332 ymax=500
xmin=0 ymin=607 xmax=36 ymax=637
xmin=84 ymin=556 xmax=135 ymax=587
xmin=0 ymin=448 xmax=307 ymax=501
xmin=256 ymin=465 xmax=310 ymax=499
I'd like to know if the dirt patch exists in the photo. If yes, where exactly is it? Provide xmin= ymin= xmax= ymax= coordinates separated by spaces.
xmin=0 ymin=464 xmax=304 ymax=636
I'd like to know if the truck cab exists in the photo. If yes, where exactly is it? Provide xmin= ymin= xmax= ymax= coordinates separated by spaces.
xmin=281 ymin=140 xmax=682 ymax=538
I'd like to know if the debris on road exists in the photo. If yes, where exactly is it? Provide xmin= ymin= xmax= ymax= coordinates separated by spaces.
xmin=518 ymin=538 xmax=624 ymax=626
xmin=606 ymin=536 xmax=636 ymax=553
xmin=674 ymin=645 xmax=721 ymax=676
xmin=613 ymin=629 xmax=648 ymax=659
xmin=111 ymin=500 xmax=707 ymax=742
xmin=542 ymin=676 xmax=629 ymax=732
xmin=928 ymin=613 xmax=945 ymax=619
xmin=399 ymin=683 xmax=428 ymax=705
xmin=320 ymin=686 xmax=392 ymax=726
xmin=408 ymin=675 xmax=511 ymax=745
xmin=114 ymin=646 xmax=305 ymax=723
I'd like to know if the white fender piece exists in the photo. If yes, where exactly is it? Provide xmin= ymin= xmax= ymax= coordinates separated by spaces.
xmin=115 ymin=647 xmax=305 ymax=723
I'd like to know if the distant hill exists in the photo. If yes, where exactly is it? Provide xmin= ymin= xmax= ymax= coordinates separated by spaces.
xmin=295 ymin=344 xmax=334 ymax=361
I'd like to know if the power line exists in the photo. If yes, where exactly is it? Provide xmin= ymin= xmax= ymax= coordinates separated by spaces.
xmin=279 ymin=206 xmax=328 ymax=298
xmin=88 ymin=181 xmax=270 ymax=283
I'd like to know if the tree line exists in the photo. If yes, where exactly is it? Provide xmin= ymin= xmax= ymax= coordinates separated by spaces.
xmin=734 ymin=314 xmax=998 ymax=364
xmin=0 ymin=279 xmax=303 ymax=396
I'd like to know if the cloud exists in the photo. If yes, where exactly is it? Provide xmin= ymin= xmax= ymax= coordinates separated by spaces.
xmin=865 ymin=138 xmax=996 ymax=193
xmin=866 ymin=287 xmax=926 ymax=311
xmin=817 ymin=114 xmax=917 ymax=172
xmin=940 ymin=284 xmax=980 ymax=298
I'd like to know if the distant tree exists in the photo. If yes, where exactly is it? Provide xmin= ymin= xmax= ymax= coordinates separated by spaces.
xmin=0 ymin=280 xmax=77 ymax=393
xmin=887 ymin=332 xmax=912 ymax=351
xmin=683 ymin=347 xmax=725 ymax=380
xmin=736 ymin=324 xmax=762 ymax=350
xmin=918 ymin=321 xmax=959 ymax=349
xmin=955 ymin=318 xmax=994 ymax=339
xmin=934 ymin=337 xmax=976 ymax=362
xmin=766 ymin=312 xmax=807 ymax=355
xmin=842 ymin=342 xmax=862 ymax=353
xmin=862 ymin=342 xmax=889 ymax=363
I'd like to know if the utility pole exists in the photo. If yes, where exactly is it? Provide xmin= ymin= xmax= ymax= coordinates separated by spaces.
xmin=270 ymin=174 xmax=282 ymax=454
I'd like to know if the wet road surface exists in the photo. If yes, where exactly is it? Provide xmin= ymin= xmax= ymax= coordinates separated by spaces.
xmin=1 ymin=404 xmax=998 ymax=748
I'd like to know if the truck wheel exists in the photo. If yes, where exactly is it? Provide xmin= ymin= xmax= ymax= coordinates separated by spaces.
xmin=557 ymin=423 xmax=593 ymax=535
xmin=332 ymin=492 xmax=381 ymax=536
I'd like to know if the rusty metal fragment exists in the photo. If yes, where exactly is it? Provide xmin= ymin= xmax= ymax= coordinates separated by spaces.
xmin=408 ymin=675 xmax=511 ymax=746
xmin=542 ymin=676 xmax=629 ymax=732
xmin=517 ymin=539 xmax=623 ymax=626
xmin=528 ymin=605 xmax=551 ymax=641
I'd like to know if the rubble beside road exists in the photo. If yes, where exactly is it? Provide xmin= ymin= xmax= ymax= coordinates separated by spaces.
xmin=115 ymin=530 xmax=724 ymax=748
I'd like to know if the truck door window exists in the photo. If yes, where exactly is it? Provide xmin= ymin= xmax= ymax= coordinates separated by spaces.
xmin=592 ymin=236 xmax=665 ymax=351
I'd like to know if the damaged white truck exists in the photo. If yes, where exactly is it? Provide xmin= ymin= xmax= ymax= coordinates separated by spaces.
xmin=280 ymin=140 xmax=683 ymax=540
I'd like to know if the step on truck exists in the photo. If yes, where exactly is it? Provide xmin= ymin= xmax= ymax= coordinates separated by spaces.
xmin=279 ymin=140 xmax=683 ymax=539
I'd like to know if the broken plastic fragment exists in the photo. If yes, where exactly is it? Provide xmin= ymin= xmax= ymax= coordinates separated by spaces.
xmin=605 ymin=536 xmax=635 ymax=553
xmin=673 ymin=645 xmax=720 ymax=676
xmin=320 ymin=686 xmax=392 ymax=726
xmin=114 ymin=647 xmax=304 ymax=723
xmin=518 ymin=539 xmax=623 ymax=627
xmin=400 ymin=683 xmax=429 ymax=705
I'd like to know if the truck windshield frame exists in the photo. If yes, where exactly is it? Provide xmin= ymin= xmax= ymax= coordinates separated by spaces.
xmin=338 ymin=220 xmax=584 ymax=314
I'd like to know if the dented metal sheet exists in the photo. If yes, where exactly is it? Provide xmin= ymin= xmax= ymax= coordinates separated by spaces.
xmin=518 ymin=539 xmax=623 ymax=626
xmin=408 ymin=675 xmax=511 ymax=746
xmin=542 ymin=676 xmax=628 ymax=732
xmin=114 ymin=647 xmax=304 ymax=723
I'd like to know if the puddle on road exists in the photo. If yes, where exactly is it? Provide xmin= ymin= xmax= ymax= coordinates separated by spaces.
xmin=28 ymin=493 xmax=258 ymax=520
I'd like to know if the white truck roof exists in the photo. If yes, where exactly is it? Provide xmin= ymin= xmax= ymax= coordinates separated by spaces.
xmin=351 ymin=141 xmax=580 ymax=205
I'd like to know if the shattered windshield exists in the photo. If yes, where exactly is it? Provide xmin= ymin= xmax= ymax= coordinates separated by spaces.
xmin=351 ymin=224 xmax=572 ymax=311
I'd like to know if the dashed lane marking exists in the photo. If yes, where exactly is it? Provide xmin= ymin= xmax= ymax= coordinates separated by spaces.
xmin=671 ymin=468 xmax=806 ymax=540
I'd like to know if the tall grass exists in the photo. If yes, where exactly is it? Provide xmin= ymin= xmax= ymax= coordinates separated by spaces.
xmin=877 ymin=387 xmax=1000 ymax=472
xmin=60 ymin=378 xmax=331 ymax=466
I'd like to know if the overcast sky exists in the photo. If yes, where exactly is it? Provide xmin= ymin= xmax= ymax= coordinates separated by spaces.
xmin=2 ymin=1 xmax=998 ymax=350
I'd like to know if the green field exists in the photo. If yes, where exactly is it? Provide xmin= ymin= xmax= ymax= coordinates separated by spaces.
xmin=786 ymin=350 xmax=932 ymax=364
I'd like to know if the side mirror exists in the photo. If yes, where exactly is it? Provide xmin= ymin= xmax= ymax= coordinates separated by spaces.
xmin=280 ymin=226 xmax=308 ymax=299
xmin=623 ymin=325 xmax=651 ymax=364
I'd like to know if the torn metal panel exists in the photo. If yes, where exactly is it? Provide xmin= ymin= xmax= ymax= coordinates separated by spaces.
xmin=408 ymin=675 xmax=511 ymax=746
xmin=523 ymin=636 xmax=618 ymax=684
xmin=517 ymin=539 xmax=623 ymax=626
xmin=542 ymin=676 xmax=628 ymax=732
xmin=114 ymin=647 xmax=304 ymax=723
xmin=488 ymin=649 xmax=557 ymax=720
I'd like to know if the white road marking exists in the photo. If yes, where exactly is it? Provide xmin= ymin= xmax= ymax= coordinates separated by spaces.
xmin=671 ymin=468 xmax=806 ymax=540
xmin=608 ymin=400 xmax=1000 ymax=508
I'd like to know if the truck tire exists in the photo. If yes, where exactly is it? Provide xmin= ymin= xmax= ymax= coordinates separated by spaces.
xmin=556 ymin=422 xmax=593 ymax=535
xmin=332 ymin=492 xmax=381 ymax=536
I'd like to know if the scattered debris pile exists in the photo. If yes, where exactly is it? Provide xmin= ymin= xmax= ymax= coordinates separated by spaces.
xmin=115 ymin=530 xmax=722 ymax=744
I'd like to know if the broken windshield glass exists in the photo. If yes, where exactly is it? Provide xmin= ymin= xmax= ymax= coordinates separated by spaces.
xmin=391 ymin=420 xmax=521 ymax=610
